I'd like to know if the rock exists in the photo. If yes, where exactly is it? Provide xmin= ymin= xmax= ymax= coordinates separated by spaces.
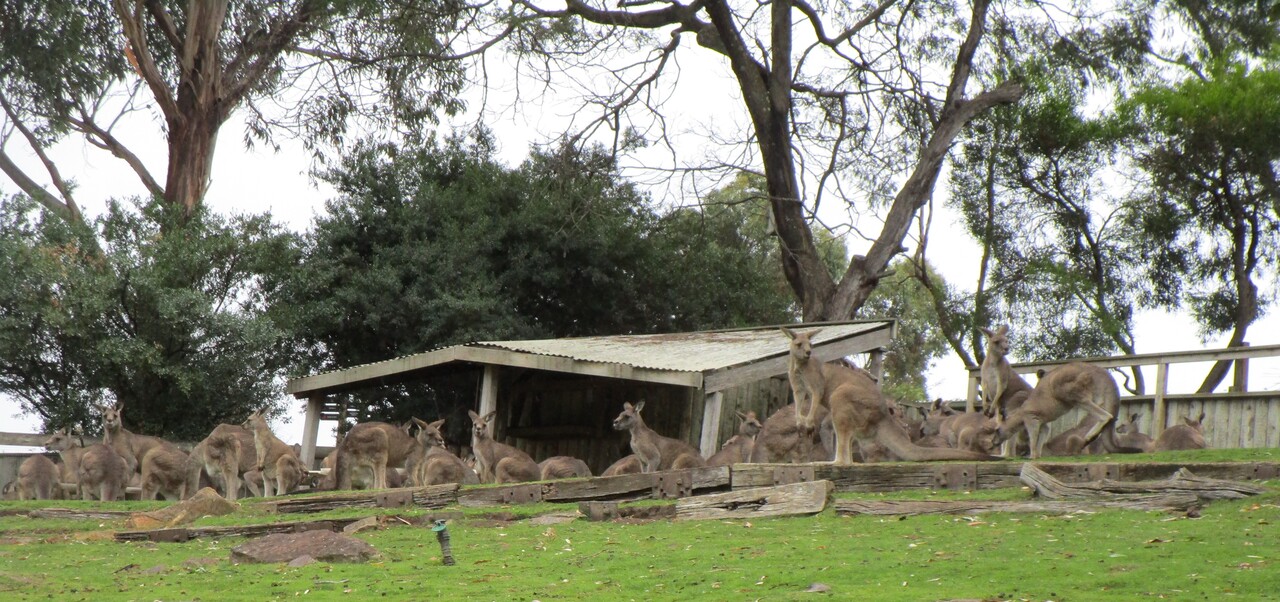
xmin=805 ymin=582 xmax=831 ymax=593
xmin=342 ymin=516 xmax=382 ymax=534
xmin=287 ymin=555 xmax=317 ymax=568
xmin=230 ymin=530 xmax=378 ymax=564
xmin=530 ymin=511 xmax=580 ymax=526
xmin=126 ymin=487 xmax=238 ymax=529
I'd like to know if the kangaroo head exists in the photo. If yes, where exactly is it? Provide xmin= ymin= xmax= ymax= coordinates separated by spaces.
xmin=242 ymin=409 xmax=267 ymax=431
xmin=101 ymin=403 xmax=123 ymax=433
xmin=413 ymin=417 xmax=447 ymax=448
xmin=468 ymin=410 xmax=496 ymax=440
xmin=736 ymin=411 xmax=763 ymax=436
xmin=980 ymin=324 xmax=1011 ymax=358
xmin=781 ymin=327 xmax=821 ymax=361
xmin=44 ymin=428 xmax=79 ymax=452
xmin=613 ymin=401 xmax=645 ymax=431
xmin=1184 ymin=411 xmax=1206 ymax=431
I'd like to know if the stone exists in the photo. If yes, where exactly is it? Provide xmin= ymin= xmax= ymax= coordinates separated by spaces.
xmin=126 ymin=487 xmax=238 ymax=529
xmin=341 ymin=516 xmax=382 ymax=534
xmin=287 ymin=555 xmax=317 ymax=568
xmin=230 ymin=530 xmax=378 ymax=564
xmin=530 ymin=511 xmax=580 ymax=526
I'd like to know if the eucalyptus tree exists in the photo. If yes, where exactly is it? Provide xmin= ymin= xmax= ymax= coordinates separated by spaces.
xmin=500 ymin=0 xmax=1027 ymax=320
xmin=0 ymin=0 xmax=475 ymax=225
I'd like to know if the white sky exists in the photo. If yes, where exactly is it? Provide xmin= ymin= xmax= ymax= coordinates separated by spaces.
xmin=2 ymin=29 xmax=1278 ymax=451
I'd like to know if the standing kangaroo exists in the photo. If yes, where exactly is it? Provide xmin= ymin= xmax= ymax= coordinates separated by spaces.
xmin=980 ymin=325 xmax=1035 ymax=457
xmin=44 ymin=429 xmax=88 ymax=499
xmin=16 ymin=454 xmax=59 ymax=500
xmin=77 ymin=443 xmax=129 ymax=501
xmin=188 ymin=424 xmax=257 ymax=501
xmin=706 ymin=411 xmax=763 ymax=467
xmin=333 ymin=420 xmax=425 ymax=490
xmin=782 ymin=327 xmax=825 ymax=431
xmin=243 ymin=410 xmax=307 ymax=496
xmin=1153 ymin=411 xmax=1207 ymax=451
xmin=140 ymin=446 xmax=191 ymax=501
xmin=995 ymin=362 xmax=1119 ymax=459
xmin=100 ymin=402 xmax=179 ymax=478
xmin=468 ymin=410 xmax=541 ymax=483
xmin=612 ymin=401 xmax=707 ymax=473
xmin=782 ymin=328 xmax=995 ymax=464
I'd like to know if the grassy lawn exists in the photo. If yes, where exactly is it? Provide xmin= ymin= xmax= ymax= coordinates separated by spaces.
xmin=1 ymin=452 xmax=1277 ymax=601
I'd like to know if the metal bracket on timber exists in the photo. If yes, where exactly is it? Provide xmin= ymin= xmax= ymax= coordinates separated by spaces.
xmin=376 ymin=490 xmax=415 ymax=508
xmin=772 ymin=465 xmax=815 ymax=486
xmin=499 ymin=483 xmax=545 ymax=504
xmin=931 ymin=464 xmax=979 ymax=491
xmin=653 ymin=472 xmax=693 ymax=499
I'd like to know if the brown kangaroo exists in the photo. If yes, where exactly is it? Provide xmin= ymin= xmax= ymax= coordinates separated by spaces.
xmin=140 ymin=446 xmax=191 ymax=501
xmin=77 ymin=443 xmax=129 ymax=501
xmin=979 ymin=325 xmax=1035 ymax=418
xmin=995 ymin=362 xmax=1120 ymax=459
xmin=1046 ymin=412 xmax=1153 ymax=456
xmin=706 ymin=411 xmax=764 ymax=467
xmin=601 ymin=454 xmax=642 ymax=476
xmin=100 ymin=402 xmax=180 ymax=477
xmin=1153 ymin=411 xmax=1207 ymax=451
xmin=188 ymin=424 xmax=257 ymax=501
xmin=782 ymin=327 xmax=826 ymax=431
xmin=406 ymin=418 xmax=480 ymax=486
xmin=940 ymin=411 xmax=1000 ymax=454
xmin=243 ymin=410 xmax=307 ymax=496
xmin=539 ymin=456 xmax=593 ymax=480
xmin=16 ymin=454 xmax=60 ymax=500
xmin=747 ymin=403 xmax=833 ymax=463
xmin=333 ymin=420 xmax=427 ymax=490
xmin=612 ymin=401 xmax=706 ymax=473
xmin=468 ymin=410 xmax=541 ymax=483
xmin=44 ymin=429 xmax=88 ymax=498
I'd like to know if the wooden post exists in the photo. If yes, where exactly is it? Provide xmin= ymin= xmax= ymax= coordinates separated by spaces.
xmin=1152 ymin=362 xmax=1169 ymax=438
xmin=1232 ymin=342 xmax=1250 ymax=393
xmin=300 ymin=396 xmax=322 ymax=470
xmin=966 ymin=372 xmax=980 ymax=414
xmin=699 ymin=391 xmax=724 ymax=457
xmin=867 ymin=349 xmax=885 ymax=390
xmin=478 ymin=365 xmax=498 ymax=419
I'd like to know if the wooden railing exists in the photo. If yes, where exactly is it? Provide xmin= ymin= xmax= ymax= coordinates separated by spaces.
xmin=965 ymin=343 xmax=1280 ymax=438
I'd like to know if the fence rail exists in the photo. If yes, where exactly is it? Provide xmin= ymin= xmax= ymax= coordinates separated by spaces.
xmin=965 ymin=343 xmax=1280 ymax=441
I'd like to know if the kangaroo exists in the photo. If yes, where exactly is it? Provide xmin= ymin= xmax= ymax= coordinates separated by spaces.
xmin=747 ymin=403 xmax=833 ymax=463
xmin=995 ymin=362 xmax=1119 ymax=459
xmin=706 ymin=411 xmax=764 ymax=467
xmin=333 ymin=419 xmax=425 ymax=490
xmin=921 ymin=399 xmax=958 ymax=438
xmin=612 ymin=401 xmax=706 ymax=473
xmin=941 ymin=411 xmax=1000 ymax=454
xmin=1046 ymin=413 xmax=1153 ymax=456
xmin=783 ymin=330 xmax=995 ymax=464
xmin=539 ymin=456 xmax=593 ymax=480
xmin=406 ymin=418 xmax=479 ymax=486
xmin=140 ymin=446 xmax=191 ymax=501
xmin=782 ymin=327 xmax=826 ymax=431
xmin=1153 ymin=411 xmax=1207 ymax=451
xmin=16 ymin=454 xmax=60 ymax=500
xmin=99 ymin=402 xmax=180 ymax=478
xmin=188 ymin=424 xmax=257 ymax=501
xmin=77 ymin=443 xmax=129 ymax=501
xmin=601 ymin=454 xmax=642 ymax=476
xmin=44 ymin=429 xmax=89 ymax=499
xmin=243 ymin=410 xmax=307 ymax=496
xmin=979 ymin=326 xmax=1035 ymax=418
xmin=468 ymin=410 xmax=541 ymax=483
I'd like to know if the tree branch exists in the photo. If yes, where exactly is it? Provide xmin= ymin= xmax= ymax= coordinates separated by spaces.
xmin=0 ymin=92 xmax=81 ymax=221
xmin=113 ymin=0 xmax=180 ymax=121
xmin=67 ymin=107 xmax=164 ymax=199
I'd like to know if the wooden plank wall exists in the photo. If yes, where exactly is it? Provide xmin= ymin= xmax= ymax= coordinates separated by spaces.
xmin=714 ymin=376 xmax=792 ymax=448
xmin=1041 ymin=393 xmax=1280 ymax=448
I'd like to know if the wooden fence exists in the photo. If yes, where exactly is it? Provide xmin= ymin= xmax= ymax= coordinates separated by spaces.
xmin=964 ymin=343 xmax=1280 ymax=446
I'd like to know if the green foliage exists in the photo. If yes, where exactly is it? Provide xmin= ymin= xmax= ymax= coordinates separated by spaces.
xmin=0 ymin=195 xmax=302 ymax=438
xmin=861 ymin=260 xmax=950 ymax=403
xmin=282 ymin=136 xmax=795 ymax=424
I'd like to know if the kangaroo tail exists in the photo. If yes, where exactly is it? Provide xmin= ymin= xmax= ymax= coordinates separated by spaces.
xmin=878 ymin=421 xmax=999 ymax=462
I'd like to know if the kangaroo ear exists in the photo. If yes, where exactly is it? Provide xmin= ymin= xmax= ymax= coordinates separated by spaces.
xmin=808 ymin=328 xmax=822 ymax=339
xmin=482 ymin=411 xmax=497 ymax=423
xmin=468 ymin=409 xmax=480 ymax=421
xmin=429 ymin=419 xmax=446 ymax=431
xmin=997 ymin=324 xmax=1009 ymax=334
xmin=634 ymin=400 xmax=645 ymax=413
xmin=980 ymin=327 xmax=993 ymax=337
xmin=736 ymin=410 xmax=747 ymax=421
xmin=780 ymin=327 xmax=797 ymax=340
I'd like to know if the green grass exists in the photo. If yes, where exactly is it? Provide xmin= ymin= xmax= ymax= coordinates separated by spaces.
xmin=1 ymin=452 xmax=1278 ymax=601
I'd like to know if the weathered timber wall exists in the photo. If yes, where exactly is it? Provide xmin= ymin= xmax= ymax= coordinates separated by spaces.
xmin=1041 ymin=392 xmax=1280 ymax=449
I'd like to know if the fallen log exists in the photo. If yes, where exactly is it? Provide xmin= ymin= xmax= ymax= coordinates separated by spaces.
xmin=264 ymin=483 xmax=459 ymax=514
xmin=457 ymin=466 xmax=732 ymax=506
xmin=114 ymin=517 xmax=366 ymax=542
xmin=834 ymin=495 xmax=1198 ymax=517
xmin=1020 ymin=464 xmax=1267 ymax=502
xmin=27 ymin=508 xmax=135 ymax=520
xmin=676 ymin=480 xmax=833 ymax=521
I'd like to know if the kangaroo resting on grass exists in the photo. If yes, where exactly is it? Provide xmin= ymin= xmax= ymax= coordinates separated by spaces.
xmin=612 ymin=401 xmax=707 ymax=473
xmin=995 ymin=362 xmax=1120 ymax=459
xmin=468 ymin=410 xmax=541 ymax=484
xmin=782 ymin=328 xmax=996 ymax=464
xmin=601 ymin=454 xmax=642 ymax=477
xmin=243 ymin=410 xmax=307 ymax=496
xmin=539 ymin=456 xmax=592 ymax=480
xmin=1153 ymin=411 xmax=1207 ymax=451
xmin=406 ymin=418 xmax=480 ymax=486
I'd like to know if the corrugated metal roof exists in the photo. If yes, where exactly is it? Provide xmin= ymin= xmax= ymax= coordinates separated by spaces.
xmin=471 ymin=321 xmax=888 ymax=373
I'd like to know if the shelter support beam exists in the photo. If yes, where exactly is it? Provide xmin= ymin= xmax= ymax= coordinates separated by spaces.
xmin=700 ymin=391 xmax=724 ymax=457
xmin=301 ymin=396 xmax=322 ymax=470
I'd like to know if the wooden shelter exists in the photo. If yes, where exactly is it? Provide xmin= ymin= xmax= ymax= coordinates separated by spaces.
xmin=286 ymin=321 xmax=895 ymax=474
